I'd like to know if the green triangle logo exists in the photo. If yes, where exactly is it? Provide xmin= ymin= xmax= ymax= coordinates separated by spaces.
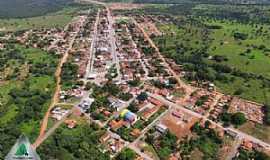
xmin=15 ymin=144 xmax=28 ymax=156
xmin=5 ymin=134 xmax=40 ymax=160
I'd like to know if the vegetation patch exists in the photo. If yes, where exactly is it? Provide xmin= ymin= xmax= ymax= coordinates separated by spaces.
xmin=0 ymin=44 xmax=58 ymax=157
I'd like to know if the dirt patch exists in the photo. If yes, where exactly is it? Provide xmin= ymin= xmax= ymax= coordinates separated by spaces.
xmin=109 ymin=3 xmax=144 ymax=10
xmin=239 ymin=121 xmax=270 ymax=144
xmin=140 ymin=22 xmax=162 ymax=36
xmin=161 ymin=109 xmax=199 ymax=138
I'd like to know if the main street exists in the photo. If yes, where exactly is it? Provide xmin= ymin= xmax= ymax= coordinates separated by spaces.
xmin=107 ymin=7 xmax=121 ymax=82
xmin=85 ymin=10 xmax=100 ymax=78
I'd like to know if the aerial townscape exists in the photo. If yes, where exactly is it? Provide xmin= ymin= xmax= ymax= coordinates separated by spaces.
xmin=1 ymin=0 xmax=270 ymax=159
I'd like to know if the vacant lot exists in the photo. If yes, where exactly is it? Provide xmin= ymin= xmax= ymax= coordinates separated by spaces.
xmin=239 ymin=121 xmax=270 ymax=144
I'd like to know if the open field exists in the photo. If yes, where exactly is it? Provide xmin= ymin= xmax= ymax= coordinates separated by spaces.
xmin=0 ymin=5 xmax=90 ymax=31
xmin=206 ymin=20 xmax=270 ymax=78
xmin=153 ymin=11 xmax=270 ymax=104
xmin=239 ymin=121 xmax=270 ymax=144
xmin=0 ymin=0 xmax=72 ymax=18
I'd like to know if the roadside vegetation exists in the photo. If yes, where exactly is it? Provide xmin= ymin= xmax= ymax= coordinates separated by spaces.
xmin=37 ymin=123 xmax=111 ymax=159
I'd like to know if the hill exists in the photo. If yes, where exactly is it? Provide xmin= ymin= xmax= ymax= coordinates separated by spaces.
xmin=132 ymin=0 xmax=270 ymax=4
xmin=0 ymin=0 xmax=73 ymax=18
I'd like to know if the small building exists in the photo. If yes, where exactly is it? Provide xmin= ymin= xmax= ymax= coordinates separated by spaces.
xmin=78 ymin=98 xmax=94 ymax=112
xmin=108 ymin=97 xmax=125 ymax=111
xmin=109 ymin=120 xmax=125 ymax=131
xmin=64 ymin=119 xmax=77 ymax=129
xmin=99 ymin=132 xmax=110 ymax=143
xmin=148 ymin=97 xmax=163 ymax=107
xmin=51 ymin=107 xmax=69 ymax=121
xmin=242 ymin=140 xmax=253 ymax=150
xmin=130 ymin=129 xmax=141 ymax=137
xmin=155 ymin=123 xmax=168 ymax=134
xmin=87 ymin=73 xmax=97 ymax=80
xmin=120 ymin=109 xmax=138 ymax=124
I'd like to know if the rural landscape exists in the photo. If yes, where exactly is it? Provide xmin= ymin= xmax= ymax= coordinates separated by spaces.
xmin=1 ymin=0 xmax=270 ymax=159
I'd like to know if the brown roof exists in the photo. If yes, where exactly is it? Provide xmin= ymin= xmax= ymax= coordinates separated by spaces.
xmin=148 ymin=97 xmax=162 ymax=106
xmin=242 ymin=140 xmax=253 ymax=150
xmin=64 ymin=119 xmax=77 ymax=129
xmin=130 ymin=128 xmax=141 ymax=137
xmin=109 ymin=120 xmax=125 ymax=131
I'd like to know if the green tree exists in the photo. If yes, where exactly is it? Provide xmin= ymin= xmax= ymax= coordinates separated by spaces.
xmin=137 ymin=92 xmax=148 ymax=101
xmin=231 ymin=112 xmax=247 ymax=126
xmin=116 ymin=148 xmax=136 ymax=160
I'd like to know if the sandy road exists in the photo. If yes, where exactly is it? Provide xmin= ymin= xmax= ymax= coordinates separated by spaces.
xmin=34 ymin=18 xmax=85 ymax=144
xmin=35 ymin=38 xmax=75 ymax=141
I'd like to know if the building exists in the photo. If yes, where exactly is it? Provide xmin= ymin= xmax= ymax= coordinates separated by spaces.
xmin=64 ymin=119 xmax=77 ymax=129
xmin=51 ymin=107 xmax=69 ymax=120
xmin=120 ymin=109 xmax=138 ymax=124
xmin=155 ymin=123 xmax=168 ymax=134
xmin=108 ymin=97 xmax=125 ymax=111
xmin=78 ymin=98 xmax=94 ymax=112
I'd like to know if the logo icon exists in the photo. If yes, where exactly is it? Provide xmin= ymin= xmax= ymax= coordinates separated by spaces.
xmin=15 ymin=144 xmax=28 ymax=156
xmin=5 ymin=135 xmax=40 ymax=160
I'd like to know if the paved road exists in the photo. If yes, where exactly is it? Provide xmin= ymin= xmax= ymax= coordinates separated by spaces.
xmin=85 ymin=10 xmax=100 ymax=78
xmin=128 ymin=109 xmax=168 ymax=160
xmin=133 ymin=19 xmax=192 ymax=91
xmin=132 ymin=109 xmax=169 ymax=145
xmin=129 ymin=144 xmax=153 ymax=160
xmin=134 ymin=18 xmax=270 ymax=150
xmin=33 ymin=90 xmax=90 ymax=149
xmin=226 ymin=137 xmax=243 ymax=160
xmin=106 ymin=7 xmax=121 ymax=82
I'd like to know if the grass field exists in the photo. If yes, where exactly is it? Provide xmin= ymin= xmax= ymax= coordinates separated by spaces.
xmin=0 ymin=6 xmax=82 ymax=31
xmin=206 ymin=20 xmax=270 ymax=78
xmin=156 ymin=19 xmax=270 ymax=104
xmin=207 ymin=20 xmax=270 ymax=103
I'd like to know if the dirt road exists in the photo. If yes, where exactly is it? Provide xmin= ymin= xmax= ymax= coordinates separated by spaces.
xmin=32 ymin=108 xmax=75 ymax=149
xmin=34 ymin=18 xmax=85 ymax=144
xmin=133 ymin=19 xmax=195 ymax=95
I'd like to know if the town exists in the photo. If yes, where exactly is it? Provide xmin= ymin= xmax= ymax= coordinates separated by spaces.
xmin=1 ymin=0 xmax=270 ymax=160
